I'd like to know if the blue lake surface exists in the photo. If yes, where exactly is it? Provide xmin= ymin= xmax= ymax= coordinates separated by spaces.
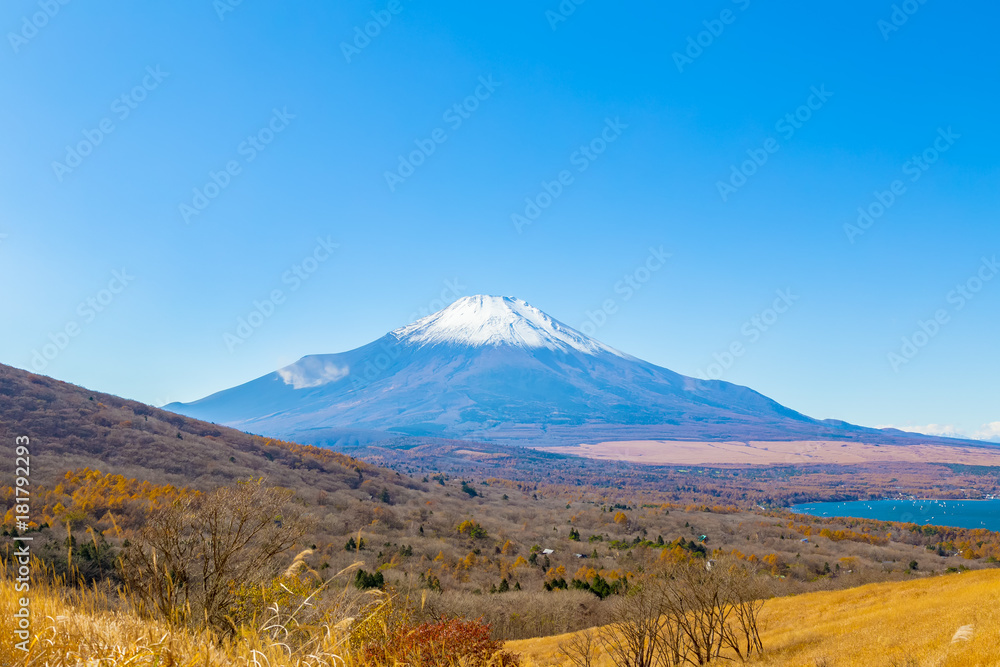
xmin=790 ymin=499 xmax=1000 ymax=532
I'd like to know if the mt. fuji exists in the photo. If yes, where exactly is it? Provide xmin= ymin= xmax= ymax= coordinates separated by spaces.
xmin=167 ymin=296 xmax=945 ymax=448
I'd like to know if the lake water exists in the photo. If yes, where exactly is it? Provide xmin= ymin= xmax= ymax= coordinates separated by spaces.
xmin=790 ymin=499 xmax=1000 ymax=532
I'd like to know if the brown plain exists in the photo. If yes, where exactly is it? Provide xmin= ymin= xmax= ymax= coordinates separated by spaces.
xmin=535 ymin=439 xmax=1000 ymax=467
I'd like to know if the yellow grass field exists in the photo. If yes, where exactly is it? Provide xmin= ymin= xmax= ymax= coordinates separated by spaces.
xmin=508 ymin=569 xmax=1000 ymax=667
xmin=537 ymin=439 xmax=1000 ymax=467
xmin=0 ymin=573 xmax=362 ymax=667
xmin=3 ymin=565 xmax=999 ymax=665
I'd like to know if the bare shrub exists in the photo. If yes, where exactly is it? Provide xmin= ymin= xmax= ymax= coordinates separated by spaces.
xmin=363 ymin=615 xmax=519 ymax=667
xmin=595 ymin=558 xmax=766 ymax=667
xmin=120 ymin=479 xmax=306 ymax=631
xmin=657 ymin=558 xmax=766 ymax=664
xmin=600 ymin=583 xmax=669 ymax=667
xmin=423 ymin=589 xmax=608 ymax=640
xmin=558 ymin=627 xmax=599 ymax=667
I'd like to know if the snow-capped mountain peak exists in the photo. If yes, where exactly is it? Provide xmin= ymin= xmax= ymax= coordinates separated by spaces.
xmin=391 ymin=295 xmax=626 ymax=357
xmin=168 ymin=294 xmax=926 ymax=448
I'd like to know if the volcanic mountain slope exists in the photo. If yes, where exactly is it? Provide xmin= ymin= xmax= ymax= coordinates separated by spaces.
xmin=166 ymin=295 xmax=975 ymax=449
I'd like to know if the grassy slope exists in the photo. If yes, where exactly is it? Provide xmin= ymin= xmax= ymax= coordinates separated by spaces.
xmin=509 ymin=569 xmax=1000 ymax=667
xmin=0 ymin=362 xmax=413 ymax=495
xmin=0 ymin=571 xmax=369 ymax=666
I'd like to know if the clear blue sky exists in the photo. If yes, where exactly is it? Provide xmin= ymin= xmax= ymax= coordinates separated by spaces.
xmin=2 ymin=1 xmax=998 ymax=440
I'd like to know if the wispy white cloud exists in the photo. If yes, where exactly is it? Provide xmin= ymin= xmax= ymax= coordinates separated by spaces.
xmin=278 ymin=360 xmax=349 ymax=389
xmin=972 ymin=422 xmax=1000 ymax=443
xmin=877 ymin=423 xmax=961 ymax=437
xmin=878 ymin=422 xmax=1000 ymax=443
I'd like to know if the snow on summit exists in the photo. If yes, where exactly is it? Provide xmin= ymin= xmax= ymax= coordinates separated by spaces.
xmin=391 ymin=295 xmax=626 ymax=356
xmin=168 ymin=293 xmax=916 ymax=447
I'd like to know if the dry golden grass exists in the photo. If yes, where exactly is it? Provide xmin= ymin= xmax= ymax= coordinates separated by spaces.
xmin=0 ymin=563 xmax=366 ymax=666
xmin=509 ymin=569 xmax=1000 ymax=667
xmin=3 ymin=562 xmax=999 ymax=666
xmin=1 ymin=576 xmax=241 ymax=665
xmin=0 ymin=557 xmax=518 ymax=667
